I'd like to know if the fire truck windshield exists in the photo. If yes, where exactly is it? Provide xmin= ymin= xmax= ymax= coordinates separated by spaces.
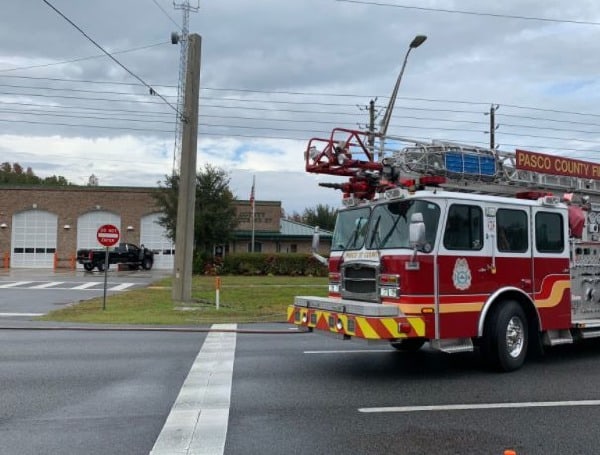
xmin=367 ymin=199 xmax=440 ymax=250
xmin=331 ymin=207 xmax=370 ymax=251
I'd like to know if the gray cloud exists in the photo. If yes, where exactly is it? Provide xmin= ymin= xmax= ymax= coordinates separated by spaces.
xmin=2 ymin=1 xmax=600 ymax=213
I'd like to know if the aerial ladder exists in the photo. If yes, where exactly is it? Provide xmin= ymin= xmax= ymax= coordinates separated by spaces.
xmin=305 ymin=127 xmax=600 ymax=203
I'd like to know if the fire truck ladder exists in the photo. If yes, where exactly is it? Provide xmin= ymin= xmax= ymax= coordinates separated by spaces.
xmin=305 ymin=128 xmax=600 ymax=199
xmin=387 ymin=138 xmax=600 ymax=196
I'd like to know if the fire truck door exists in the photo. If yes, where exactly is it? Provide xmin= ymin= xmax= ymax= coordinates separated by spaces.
xmin=531 ymin=206 xmax=570 ymax=296
xmin=436 ymin=202 xmax=493 ymax=338
xmin=494 ymin=207 xmax=533 ymax=295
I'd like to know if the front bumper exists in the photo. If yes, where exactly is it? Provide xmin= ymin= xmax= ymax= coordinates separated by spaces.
xmin=288 ymin=296 xmax=426 ymax=341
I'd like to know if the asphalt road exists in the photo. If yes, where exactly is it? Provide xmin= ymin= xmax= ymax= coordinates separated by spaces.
xmin=225 ymin=329 xmax=600 ymax=455
xmin=3 ymin=270 xmax=600 ymax=454
xmin=0 ymin=328 xmax=206 ymax=455
xmin=3 ymin=323 xmax=600 ymax=454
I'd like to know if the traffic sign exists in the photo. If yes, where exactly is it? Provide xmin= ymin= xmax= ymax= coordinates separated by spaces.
xmin=97 ymin=224 xmax=120 ymax=247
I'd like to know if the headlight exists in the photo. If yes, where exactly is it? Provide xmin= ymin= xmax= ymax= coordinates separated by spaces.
xmin=380 ymin=287 xmax=399 ymax=298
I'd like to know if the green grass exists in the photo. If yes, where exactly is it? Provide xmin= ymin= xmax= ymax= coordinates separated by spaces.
xmin=38 ymin=275 xmax=328 ymax=325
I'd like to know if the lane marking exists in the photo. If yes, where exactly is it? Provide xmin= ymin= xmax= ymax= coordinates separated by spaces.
xmin=30 ymin=281 xmax=64 ymax=289
xmin=359 ymin=400 xmax=600 ymax=414
xmin=0 ymin=281 xmax=33 ymax=288
xmin=304 ymin=349 xmax=393 ymax=354
xmin=0 ymin=312 xmax=44 ymax=317
xmin=150 ymin=323 xmax=236 ymax=455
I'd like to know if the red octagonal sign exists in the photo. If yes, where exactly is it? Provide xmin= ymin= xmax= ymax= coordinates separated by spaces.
xmin=97 ymin=224 xmax=120 ymax=247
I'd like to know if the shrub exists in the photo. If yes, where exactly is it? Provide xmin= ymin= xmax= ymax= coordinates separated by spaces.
xmin=220 ymin=253 xmax=328 ymax=276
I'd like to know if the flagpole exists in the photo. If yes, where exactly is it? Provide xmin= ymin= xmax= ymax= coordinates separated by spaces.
xmin=250 ymin=175 xmax=255 ymax=253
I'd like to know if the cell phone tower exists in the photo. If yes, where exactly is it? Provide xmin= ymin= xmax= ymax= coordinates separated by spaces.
xmin=171 ymin=0 xmax=199 ymax=175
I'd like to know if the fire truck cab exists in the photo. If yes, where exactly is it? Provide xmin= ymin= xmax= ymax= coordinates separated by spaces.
xmin=288 ymin=128 xmax=600 ymax=371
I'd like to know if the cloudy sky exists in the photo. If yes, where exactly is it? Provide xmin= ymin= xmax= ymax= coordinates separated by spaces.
xmin=1 ymin=1 xmax=600 ymax=213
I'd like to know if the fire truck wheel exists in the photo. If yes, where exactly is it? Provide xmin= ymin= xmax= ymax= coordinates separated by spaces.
xmin=483 ymin=300 xmax=528 ymax=372
xmin=390 ymin=339 xmax=425 ymax=352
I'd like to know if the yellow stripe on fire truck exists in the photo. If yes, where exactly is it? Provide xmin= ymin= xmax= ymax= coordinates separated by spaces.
xmin=287 ymin=306 xmax=426 ymax=340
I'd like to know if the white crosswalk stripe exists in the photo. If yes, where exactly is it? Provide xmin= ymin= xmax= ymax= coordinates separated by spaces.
xmin=0 ymin=281 xmax=137 ymax=291
xmin=71 ymin=282 xmax=101 ymax=290
xmin=107 ymin=283 xmax=135 ymax=291
xmin=30 ymin=281 xmax=64 ymax=289
xmin=0 ymin=281 xmax=34 ymax=288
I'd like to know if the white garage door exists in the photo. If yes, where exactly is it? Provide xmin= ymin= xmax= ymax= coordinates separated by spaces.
xmin=77 ymin=211 xmax=121 ymax=269
xmin=140 ymin=213 xmax=174 ymax=270
xmin=11 ymin=210 xmax=58 ymax=268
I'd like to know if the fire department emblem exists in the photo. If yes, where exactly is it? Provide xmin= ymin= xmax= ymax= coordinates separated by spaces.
xmin=452 ymin=258 xmax=472 ymax=290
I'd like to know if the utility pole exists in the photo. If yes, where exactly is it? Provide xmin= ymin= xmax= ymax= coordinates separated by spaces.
xmin=489 ymin=104 xmax=499 ymax=149
xmin=171 ymin=1 xmax=199 ymax=175
xmin=368 ymin=98 xmax=376 ymax=151
xmin=172 ymin=33 xmax=201 ymax=303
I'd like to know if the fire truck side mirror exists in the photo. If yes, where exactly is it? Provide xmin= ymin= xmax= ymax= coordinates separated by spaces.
xmin=312 ymin=227 xmax=320 ymax=252
xmin=312 ymin=227 xmax=328 ymax=266
xmin=409 ymin=213 xmax=426 ymax=248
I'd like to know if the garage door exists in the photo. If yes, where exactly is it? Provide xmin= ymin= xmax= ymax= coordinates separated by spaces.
xmin=140 ymin=213 xmax=174 ymax=270
xmin=11 ymin=210 xmax=58 ymax=268
xmin=77 ymin=211 xmax=121 ymax=269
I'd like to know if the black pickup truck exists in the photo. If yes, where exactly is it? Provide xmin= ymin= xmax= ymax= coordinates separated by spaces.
xmin=77 ymin=242 xmax=154 ymax=272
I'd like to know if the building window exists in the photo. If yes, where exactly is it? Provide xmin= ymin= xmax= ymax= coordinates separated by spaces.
xmin=290 ymin=244 xmax=297 ymax=253
xmin=247 ymin=242 xmax=262 ymax=253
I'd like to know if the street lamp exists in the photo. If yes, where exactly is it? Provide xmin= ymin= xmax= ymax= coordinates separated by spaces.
xmin=379 ymin=35 xmax=427 ymax=141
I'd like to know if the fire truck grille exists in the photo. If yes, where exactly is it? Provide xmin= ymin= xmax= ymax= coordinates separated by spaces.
xmin=342 ymin=265 xmax=378 ymax=301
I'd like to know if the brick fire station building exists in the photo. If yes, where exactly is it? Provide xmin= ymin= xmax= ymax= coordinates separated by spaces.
xmin=0 ymin=185 xmax=331 ymax=270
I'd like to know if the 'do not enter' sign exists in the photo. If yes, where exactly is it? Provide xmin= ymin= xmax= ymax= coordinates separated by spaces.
xmin=97 ymin=224 xmax=120 ymax=247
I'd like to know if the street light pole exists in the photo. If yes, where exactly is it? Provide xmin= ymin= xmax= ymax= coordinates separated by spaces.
xmin=379 ymin=35 xmax=427 ymax=149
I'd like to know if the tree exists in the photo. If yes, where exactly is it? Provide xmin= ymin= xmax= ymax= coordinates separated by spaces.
xmin=153 ymin=164 xmax=238 ymax=256
xmin=42 ymin=175 xmax=71 ymax=186
xmin=0 ymin=162 xmax=71 ymax=185
xmin=87 ymin=174 xmax=99 ymax=186
xmin=300 ymin=204 xmax=337 ymax=232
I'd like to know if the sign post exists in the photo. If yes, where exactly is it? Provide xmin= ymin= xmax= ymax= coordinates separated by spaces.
xmin=215 ymin=276 xmax=221 ymax=310
xmin=97 ymin=224 xmax=120 ymax=310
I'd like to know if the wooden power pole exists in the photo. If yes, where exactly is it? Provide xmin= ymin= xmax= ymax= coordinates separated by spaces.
xmin=172 ymin=34 xmax=201 ymax=303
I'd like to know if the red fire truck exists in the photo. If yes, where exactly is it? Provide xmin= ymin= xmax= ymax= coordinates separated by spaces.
xmin=288 ymin=127 xmax=600 ymax=371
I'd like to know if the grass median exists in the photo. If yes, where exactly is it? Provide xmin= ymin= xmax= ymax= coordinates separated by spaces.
xmin=38 ymin=275 xmax=328 ymax=325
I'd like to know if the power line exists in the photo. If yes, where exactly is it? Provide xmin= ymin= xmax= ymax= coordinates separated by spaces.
xmin=151 ymin=0 xmax=181 ymax=29
xmin=0 ymin=100 xmax=173 ymax=118
xmin=7 ymin=91 xmax=600 ymax=141
xmin=497 ymin=112 xmax=600 ymax=128
xmin=8 ymin=83 xmax=600 ymax=136
xmin=7 ymin=73 xmax=600 ymax=120
xmin=0 ymin=82 xmax=171 ymax=98
xmin=0 ymin=41 xmax=169 ymax=73
xmin=0 ymin=74 xmax=175 ymax=87
xmin=0 ymin=117 xmax=174 ymax=133
xmin=5 ymin=111 xmax=600 ymax=149
xmin=0 ymin=107 xmax=175 ymax=125
xmin=0 ymin=89 xmax=169 ymax=105
xmin=336 ymin=0 xmax=600 ymax=26
xmin=41 ymin=0 xmax=180 ymax=116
